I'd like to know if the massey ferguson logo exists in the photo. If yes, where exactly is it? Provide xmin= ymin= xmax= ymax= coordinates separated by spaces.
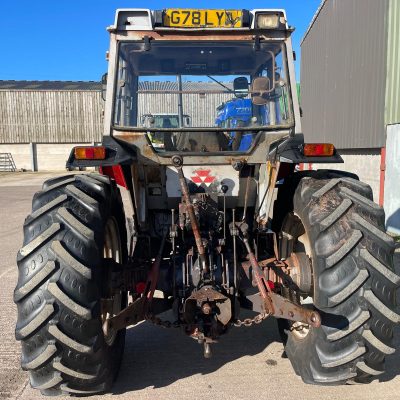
xmin=190 ymin=169 xmax=216 ymax=187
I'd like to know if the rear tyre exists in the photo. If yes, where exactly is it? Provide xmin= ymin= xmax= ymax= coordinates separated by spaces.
xmin=274 ymin=171 xmax=399 ymax=384
xmin=14 ymin=173 xmax=127 ymax=395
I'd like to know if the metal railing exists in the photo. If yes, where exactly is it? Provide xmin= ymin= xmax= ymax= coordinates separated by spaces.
xmin=0 ymin=153 xmax=16 ymax=172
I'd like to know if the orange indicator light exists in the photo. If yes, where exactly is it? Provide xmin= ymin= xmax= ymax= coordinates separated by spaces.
xmin=74 ymin=146 xmax=106 ymax=160
xmin=303 ymin=143 xmax=335 ymax=157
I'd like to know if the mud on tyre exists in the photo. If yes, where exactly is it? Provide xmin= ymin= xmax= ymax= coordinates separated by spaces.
xmin=14 ymin=173 xmax=127 ymax=395
xmin=274 ymin=170 xmax=399 ymax=384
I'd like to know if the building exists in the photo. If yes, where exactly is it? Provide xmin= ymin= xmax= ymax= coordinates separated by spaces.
xmin=0 ymin=81 xmax=103 ymax=171
xmin=300 ymin=0 xmax=400 ymax=234
xmin=0 ymin=80 xmax=232 ymax=171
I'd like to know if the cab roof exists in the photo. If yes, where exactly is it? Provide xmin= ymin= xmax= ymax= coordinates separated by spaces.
xmin=109 ymin=9 xmax=289 ymax=32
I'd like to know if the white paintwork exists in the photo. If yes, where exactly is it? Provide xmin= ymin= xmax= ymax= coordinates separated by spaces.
xmin=384 ymin=124 xmax=400 ymax=235
xmin=166 ymin=165 xmax=239 ymax=197
xmin=284 ymin=36 xmax=301 ymax=134
xmin=103 ymin=9 xmax=300 ymax=138
xmin=112 ymin=9 xmax=153 ymax=31
xmin=111 ymin=9 xmax=288 ymax=31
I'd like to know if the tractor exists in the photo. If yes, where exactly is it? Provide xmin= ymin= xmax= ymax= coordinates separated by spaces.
xmin=141 ymin=113 xmax=191 ymax=149
xmin=14 ymin=8 xmax=398 ymax=396
xmin=215 ymin=98 xmax=253 ymax=150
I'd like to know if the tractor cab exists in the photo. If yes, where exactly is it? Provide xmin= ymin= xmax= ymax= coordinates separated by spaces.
xmin=97 ymin=8 xmax=305 ymax=228
xmin=103 ymin=8 xmax=300 ymax=164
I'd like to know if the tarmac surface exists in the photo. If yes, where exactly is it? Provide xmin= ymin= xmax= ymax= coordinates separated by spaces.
xmin=0 ymin=171 xmax=399 ymax=400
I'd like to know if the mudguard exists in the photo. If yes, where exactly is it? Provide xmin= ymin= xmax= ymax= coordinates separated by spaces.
xmin=269 ymin=134 xmax=343 ymax=164
xmin=66 ymin=136 xmax=137 ymax=169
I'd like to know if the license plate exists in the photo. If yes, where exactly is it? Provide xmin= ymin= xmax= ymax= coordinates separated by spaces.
xmin=164 ymin=9 xmax=243 ymax=28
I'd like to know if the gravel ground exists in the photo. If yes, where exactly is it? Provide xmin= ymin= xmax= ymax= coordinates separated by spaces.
xmin=0 ymin=171 xmax=399 ymax=400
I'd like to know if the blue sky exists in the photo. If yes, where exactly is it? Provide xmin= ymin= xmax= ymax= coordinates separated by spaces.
xmin=0 ymin=1 xmax=321 ymax=81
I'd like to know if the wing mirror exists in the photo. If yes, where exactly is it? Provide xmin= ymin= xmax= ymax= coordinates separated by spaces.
xmin=233 ymin=77 xmax=249 ymax=98
xmin=101 ymin=73 xmax=108 ymax=101
xmin=250 ymin=77 xmax=272 ymax=105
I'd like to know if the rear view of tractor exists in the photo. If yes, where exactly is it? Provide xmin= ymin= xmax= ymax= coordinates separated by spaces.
xmin=14 ymin=8 xmax=398 ymax=396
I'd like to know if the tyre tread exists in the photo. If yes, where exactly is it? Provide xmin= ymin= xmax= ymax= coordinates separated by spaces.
xmin=326 ymin=311 xmax=370 ymax=341
xmin=14 ymin=261 xmax=56 ymax=302
xmin=48 ymin=325 xmax=93 ymax=353
xmin=19 ymin=223 xmax=61 ymax=258
xmin=47 ymin=282 xmax=91 ymax=319
xmin=318 ymin=345 xmax=366 ymax=368
xmin=325 ymin=230 xmax=362 ymax=268
xmin=278 ymin=173 xmax=397 ymax=385
xmin=361 ymin=330 xmax=395 ymax=355
xmin=15 ymin=173 xmax=127 ymax=395
xmin=328 ymin=269 xmax=369 ymax=305
xmin=50 ymin=240 xmax=91 ymax=278
xmin=22 ymin=344 xmax=57 ymax=370
xmin=364 ymin=290 xmax=400 ymax=323
xmin=16 ymin=304 xmax=55 ymax=339
xmin=360 ymin=249 xmax=400 ymax=284
xmin=53 ymin=360 xmax=96 ymax=380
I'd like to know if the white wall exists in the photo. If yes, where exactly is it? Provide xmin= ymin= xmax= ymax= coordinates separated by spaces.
xmin=302 ymin=148 xmax=382 ymax=203
xmin=0 ymin=143 xmax=91 ymax=171
xmin=0 ymin=144 xmax=31 ymax=171
xmin=384 ymin=124 xmax=400 ymax=235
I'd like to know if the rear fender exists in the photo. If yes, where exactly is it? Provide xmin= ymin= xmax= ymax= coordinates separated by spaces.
xmin=269 ymin=134 xmax=343 ymax=164
xmin=269 ymin=134 xmax=343 ymax=180
xmin=66 ymin=136 xmax=137 ymax=170
xmin=99 ymin=165 xmax=128 ymax=189
xmin=66 ymin=136 xmax=137 ymax=190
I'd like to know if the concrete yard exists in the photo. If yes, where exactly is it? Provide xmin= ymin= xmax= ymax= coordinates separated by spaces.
xmin=0 ymin=171 xmax=399 ymax=400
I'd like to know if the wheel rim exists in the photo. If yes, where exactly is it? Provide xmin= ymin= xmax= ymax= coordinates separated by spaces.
xmin=289 ymin=213 xmax=313 ymax=340
xmin=101 ymin=217 xmax=123 ymax=346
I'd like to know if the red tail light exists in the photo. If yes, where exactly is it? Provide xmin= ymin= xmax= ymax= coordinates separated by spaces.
xmin=303 ymin=143 xmax=335 ymax=157
xmin=74 ymin=146 xmax=106 ymax=160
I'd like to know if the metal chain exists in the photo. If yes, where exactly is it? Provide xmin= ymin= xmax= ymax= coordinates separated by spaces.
xmin=232 ymin=312 xmax=270 ymax=328
xmin=146 ymin=314 xmax=182 ymax=329
xmin=146 ymin=312 xmax=271 ymax=329
xmin=290 ymin=322 xmax=309 ymax=332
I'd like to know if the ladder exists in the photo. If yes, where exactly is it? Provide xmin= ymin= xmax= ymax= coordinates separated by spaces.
xmin=0 ymin=153 xmax=16 ymax=172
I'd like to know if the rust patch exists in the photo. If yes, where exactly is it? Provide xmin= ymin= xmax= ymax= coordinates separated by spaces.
xmin=117 ymin=31 xmax=259 ymax=41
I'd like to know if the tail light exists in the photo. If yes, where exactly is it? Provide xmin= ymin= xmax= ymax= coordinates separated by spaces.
xmin=74 ymin=146 xmax=106 ymax=160
xmin=303 ymin=143 xmax=335 ymax=157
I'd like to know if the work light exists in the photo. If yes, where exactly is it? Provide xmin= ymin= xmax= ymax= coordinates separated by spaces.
xmin=255 ymin=12 xmax=281 ymax=29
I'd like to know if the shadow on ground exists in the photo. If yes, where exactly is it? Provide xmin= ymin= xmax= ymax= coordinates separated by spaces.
xmin=381 ymin=252 xmax=400 ymax=382
xmin=380 ymin=325 xmax=400 ymax=383
xmin=111 ymin=253 xmax=400 ymax=394
xmin=112 ymin=311 xmax=280 ymax=394
xmin=387 ymin=209 xmax=400 ymax=236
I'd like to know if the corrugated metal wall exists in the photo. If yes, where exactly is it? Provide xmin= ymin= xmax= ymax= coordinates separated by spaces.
xmin=0 ymin=84 xmax=233 ymax=144
xmin=138 ymin=92 xmax=232 ymax=127
xmin=301 ymin=0 xmax=388 ymax=149
xmin=385 ymin=0 xmax=400 ymax=125
xmin=0 ymin=90 xmax=103 ymax=143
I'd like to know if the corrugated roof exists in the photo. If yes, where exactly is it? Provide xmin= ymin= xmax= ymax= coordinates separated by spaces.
xmin=300 ymin=0 xmax=388 ymax=149
xmin=385 ymin=0 xmax=400 ymax=125
xmin=301 ymin=0 xmax=327 ymax=45
xmin=138 ymin=81 xmax=233 ymax=91
xmin=0 ymin=80 xmax=102 ymax=91
xmin=0 ymin=80 xmax=232 ymax=92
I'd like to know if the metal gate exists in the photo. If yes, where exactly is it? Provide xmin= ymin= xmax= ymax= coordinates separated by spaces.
xmin=0 ymin=153 xmax=16 ymax=172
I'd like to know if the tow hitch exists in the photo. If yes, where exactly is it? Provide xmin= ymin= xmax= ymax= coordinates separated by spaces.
xmin=241 ymin=233 xmax=321 ymax=329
